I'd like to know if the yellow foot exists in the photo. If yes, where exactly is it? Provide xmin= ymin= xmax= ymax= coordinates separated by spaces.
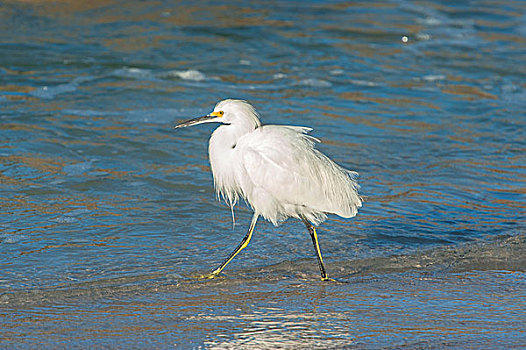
xmin=196 ymin=271 xmax=222 ymax=280
xmin=321 ymin=276 xmax=345 ymax=283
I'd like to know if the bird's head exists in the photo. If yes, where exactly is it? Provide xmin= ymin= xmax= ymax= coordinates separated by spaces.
xmin=174 ymin=99 xmax=261 ymax=130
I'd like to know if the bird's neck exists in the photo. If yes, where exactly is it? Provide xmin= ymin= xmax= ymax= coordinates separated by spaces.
xmin=208 ymin=124 xmax=255 ymax=206
xmin=211 ymin=123 xmax=257 ymax=149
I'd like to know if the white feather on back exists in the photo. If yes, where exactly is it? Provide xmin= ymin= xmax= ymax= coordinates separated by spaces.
xmin=237 ymin=125 xmax=361 ymax=225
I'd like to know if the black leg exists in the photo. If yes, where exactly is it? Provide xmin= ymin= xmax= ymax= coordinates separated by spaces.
xmin=300 ymin=216 xmax=329 ymax=281
xmin=207 ymin=213 xmax=259 ymax=278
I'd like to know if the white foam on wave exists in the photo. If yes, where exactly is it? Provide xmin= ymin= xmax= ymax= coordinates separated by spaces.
xmin=349 ymin=79 xmax=377 ymax=87
xmin=0 ymin=233 xmax=27 ymax=244
xmin=416 ymin=33 xmax=431 ymax=40
xmin=112 ymin=67 xmax=154 ymax=79
xmin=298 ymin=78 xmax=332 ymax=88
xmin=329 ymin=69 xmax=344 ymax=76
xmin=162 ymin=69 xmax=207 ymax=81
xmin=422 ymin=74 xmax=446 ymax=82
xmin=30 ymin=76 xmax=93 ymax=99
xmin=51 ymin=216 xmax=78 ymax=224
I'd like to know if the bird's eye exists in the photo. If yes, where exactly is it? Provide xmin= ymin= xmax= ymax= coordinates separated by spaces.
xmin=219 ymin=111 xmax=224 ymax=116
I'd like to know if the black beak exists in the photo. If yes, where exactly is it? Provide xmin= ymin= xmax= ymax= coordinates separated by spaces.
xmin=174 ymin=115 xmax=217 ymax=129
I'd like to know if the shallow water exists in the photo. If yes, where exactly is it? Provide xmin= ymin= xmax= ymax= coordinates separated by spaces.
xmin=1 ymin=0 xmax=525 ymax=348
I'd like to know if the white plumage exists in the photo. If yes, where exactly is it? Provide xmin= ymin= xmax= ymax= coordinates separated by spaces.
xmin=175 ymin=99 xmax=362 ymax=280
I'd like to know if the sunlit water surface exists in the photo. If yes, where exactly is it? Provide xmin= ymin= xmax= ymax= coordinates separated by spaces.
xmin=1 ymin=1 xmax=525 ymax=348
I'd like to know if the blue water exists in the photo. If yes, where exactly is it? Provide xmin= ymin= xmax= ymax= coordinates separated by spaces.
xmin=1 ymin=1 xmax=525 ymax=348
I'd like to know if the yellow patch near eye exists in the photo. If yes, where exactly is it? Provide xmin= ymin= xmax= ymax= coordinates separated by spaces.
xmin=210 ymin=111 xmax=224 ymax=117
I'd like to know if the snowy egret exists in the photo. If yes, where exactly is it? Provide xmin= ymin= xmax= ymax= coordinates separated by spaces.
xmin=174 ymin=99 xmax=362 ymax=281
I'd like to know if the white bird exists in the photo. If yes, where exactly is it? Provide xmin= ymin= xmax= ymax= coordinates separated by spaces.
xmin=175 ymin=99 xmax=362 ymax=281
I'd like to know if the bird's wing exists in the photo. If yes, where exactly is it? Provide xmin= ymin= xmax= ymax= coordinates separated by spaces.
xmin=237 ymin=125 xmax=359 ymax=222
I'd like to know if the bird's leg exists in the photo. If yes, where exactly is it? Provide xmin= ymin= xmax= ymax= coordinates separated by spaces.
xmin=301 ymin=216 xmax=330 ymax=281
xmin=207 ymin=213 xmax=259 ymax=278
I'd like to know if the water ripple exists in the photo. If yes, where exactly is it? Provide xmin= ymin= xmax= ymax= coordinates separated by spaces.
xmin=1 ymin=0 xmax=525 ymax=348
